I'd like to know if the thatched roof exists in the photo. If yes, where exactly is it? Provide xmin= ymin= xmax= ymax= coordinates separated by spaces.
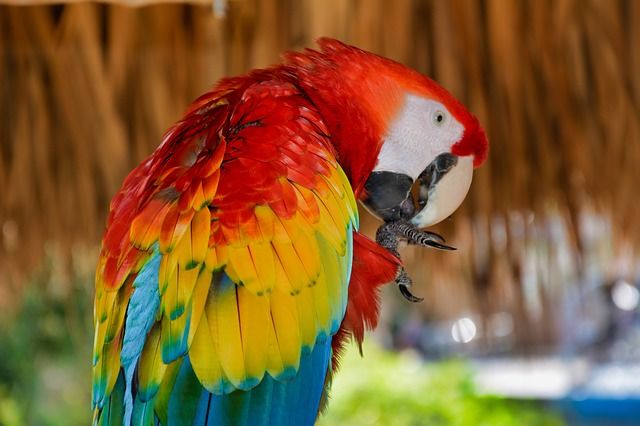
xmin=1 ymin=1 xmax=638 ymax=346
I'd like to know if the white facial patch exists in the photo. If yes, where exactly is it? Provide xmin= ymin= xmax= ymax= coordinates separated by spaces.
xmin=374 ymin=95 xmax=465 ymax=179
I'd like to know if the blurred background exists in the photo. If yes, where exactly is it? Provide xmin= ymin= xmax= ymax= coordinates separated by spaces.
xmin=1 ymin=0 xmax=639 ymax=424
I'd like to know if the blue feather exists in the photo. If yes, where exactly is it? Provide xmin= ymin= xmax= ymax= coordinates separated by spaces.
xmin=121 ymin=248 xmax=162 ymax=426
xmin=132 ymin=396 xmax=155 ymax=426
xmin=187 ymin=337 xmax=332 ymax=426
xmin=168 ymin=357 xmax=204 ymax=426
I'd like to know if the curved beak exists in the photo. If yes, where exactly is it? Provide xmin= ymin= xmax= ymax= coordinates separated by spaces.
xmin=362 ymin=154 xmax=474 ymax=228
xmin=410 ymin=154 xmax=473 ymax=228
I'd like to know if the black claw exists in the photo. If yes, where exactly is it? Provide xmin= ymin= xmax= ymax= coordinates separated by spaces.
xmin=399 ymin=284 xmax=424 ymax=303
xmin=420 ymin=240 xmax=457 ymax=251
xmin=375 ymin=219 xmax=454 ymax=303
xmin=423 ymin=231 xmax=446 ymax=244
xmin=396 ymin=269 xmax=424 ymax=303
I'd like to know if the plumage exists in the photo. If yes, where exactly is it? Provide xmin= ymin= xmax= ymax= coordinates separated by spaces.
xmin=93 ymin=38 xmax=488 ymax=425
xmin=137 ymin=324 xmax=166 ymax=400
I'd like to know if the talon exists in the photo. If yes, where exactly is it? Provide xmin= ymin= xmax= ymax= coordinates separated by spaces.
xmin=419 ymin=240 xmax=457 ymax=251
xmin=423 ymin=231 xmax=446 ymax=244
xmin=389 ymin=220 xmax=455 ymax=250
xmin=399 ymin=283 xmax=424 ymax=303
xmin=396 ymin=269 xmax=424 ymax=303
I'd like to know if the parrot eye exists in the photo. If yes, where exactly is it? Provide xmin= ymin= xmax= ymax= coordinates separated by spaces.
xmin=433 ymin=110 xmax=446 ymax=126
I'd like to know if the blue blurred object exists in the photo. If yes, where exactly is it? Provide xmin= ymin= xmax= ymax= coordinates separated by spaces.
xmin=473 ymin=360 xmax=640 ymax=425
xmin=561 ymin=363 xmax=640 ymax=425
xmin=559 ymin=397 xmax=640 ymax=426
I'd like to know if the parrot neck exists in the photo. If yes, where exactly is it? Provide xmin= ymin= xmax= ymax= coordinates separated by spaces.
xmin=282 ymin=42 xmax=405 ymax=198
xmin=290 ymin=74 xmax=392 ymax=197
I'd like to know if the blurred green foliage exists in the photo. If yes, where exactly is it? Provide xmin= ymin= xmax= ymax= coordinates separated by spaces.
xmin=318 ymin=343 xmax=565 ymax=426
xmin=0 ymin=263 xmax=564 ymax=426
xmin=0 ymin=261 xmax=93 ymax=426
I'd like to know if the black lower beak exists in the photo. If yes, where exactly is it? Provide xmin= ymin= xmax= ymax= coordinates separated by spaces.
xmin=362 ymin=171 xmax=415 ymax=222
xmin=362 ymin=153 xmax=458 ymax=224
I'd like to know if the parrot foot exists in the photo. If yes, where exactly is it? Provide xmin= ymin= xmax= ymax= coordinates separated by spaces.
xmin=377 ymin=220 xmax=456 ymax=251
xmin=375 ymin=220 xmax=456 ymax=303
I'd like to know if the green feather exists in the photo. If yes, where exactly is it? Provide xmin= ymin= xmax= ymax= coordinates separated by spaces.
xmin=97 ymin=371 xmax=125 ymax=426
xmin=168 ymin=357 xmax=201 ymax=426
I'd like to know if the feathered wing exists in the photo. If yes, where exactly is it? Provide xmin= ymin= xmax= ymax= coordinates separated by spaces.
xmin=92 ymin=77 xmax=359 ymax=425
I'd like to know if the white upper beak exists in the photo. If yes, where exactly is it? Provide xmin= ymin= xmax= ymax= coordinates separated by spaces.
xmin=410 ymin=156 xmax=474 ymax=228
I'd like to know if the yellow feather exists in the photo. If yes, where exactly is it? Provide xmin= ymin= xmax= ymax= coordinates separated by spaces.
xmin=272 ymin=251 xmax=294 ymax=297
xmin=160 ymin=262 xmax=178 ymax=316
xmin=314 ymin=178 xmax=348 ymax=232
xmin=138 ymin=324 xmax=167 ymax=398
xmin=311 ymin=267 xmax=332 ymax=337
xmin=101 ymin=337 xmax=122 ymax=402
xmin=221 ymin=223 xmax=249 ymax=248
xmin=295 ymin=287 xmax=318 ymax=350
xmin=278 ymin=215 xmax=302 ymax=240
xmin=190 ymin=208 xmax=210 ymax=265
xmin=313 ymin=199 xmax=346 ymax=255
xmin=92 ymin=328 xmax=121 ymax=405
xmin=92 ymin=320 xmax=106 ymax=365
xmin=280 ymin=215 xmax=321 ymax=284
xmin=94 ymin=290 xmax=116 ymax=360
xmin=336 ymin=166 xmax=359 ymax=226
xmin=227 ymin=245 xmax=262 ymax=294
xmin=130 ymin=202 xmax=169 ymax=250
xmin=95 ymin=288 xmax=117 ymax=325
xmin=254 ymin=205 xmax=275 ymax=240
xmin=176 ymin=266 xmax=200 ymax=317
xmin=270 ymin=208 xmax=293 ymax=244
xmin=158 ymin=254 xmax=178 ymax=296
xmin=317 ymin=234 xmax=346 ymax=326
xmin=248 ymin=241 xmax=276 ymax=294
xmin=204 ymin=248 xmax=218 ymax=271
xmin=237 ymin=287 xmax=268 ymax=385
xmin=187 ymin=269 xmax=212 ymax=346
xmin=161 ymin=307 xmax=188 ymax=361
xmin=269 ymin=287 xmax=301 ymax=373
xmin=192 ymin=183 xmax=207 ymax=210
xmin=173 ymin=224 xmax=193 ymax=269
xmin=272 ymin=240 xmax=308 ymax=293
xmin=212 ymin=276 xmax=246 ymax=388
xmin=189 ymin=304 xmax=226 ymax=394
xmin=104 ymin=286 xmax=131 ymax=344
xmin=215 ymin=245 xmax=229 ymax=268
xmin=320 ymin=173 xmax=351 ymax=228
xmin=265 ymin=301 xmax=285 ymax=377
xmin=164 ymin=210 xmax=195 ymax=252
xmin=291 ymin=184 xmax=321 ymax=226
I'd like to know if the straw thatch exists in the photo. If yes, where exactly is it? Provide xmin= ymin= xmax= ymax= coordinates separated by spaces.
xmin=1 ymin=1 xmax=639 ymax=347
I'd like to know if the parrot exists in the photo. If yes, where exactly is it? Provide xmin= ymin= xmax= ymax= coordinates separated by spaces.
xmin=92 ymin=38 xmax=488 ymax=426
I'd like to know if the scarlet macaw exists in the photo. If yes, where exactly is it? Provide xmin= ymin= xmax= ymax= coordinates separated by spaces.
xmin=92 ymin=39 xmax=488 ymax=425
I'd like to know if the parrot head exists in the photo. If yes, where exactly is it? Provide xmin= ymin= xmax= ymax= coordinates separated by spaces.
xmin=362 ymin=81 xmax=488 ymax=229
xmin=287 ymin=38 xmax=488 ymax=228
